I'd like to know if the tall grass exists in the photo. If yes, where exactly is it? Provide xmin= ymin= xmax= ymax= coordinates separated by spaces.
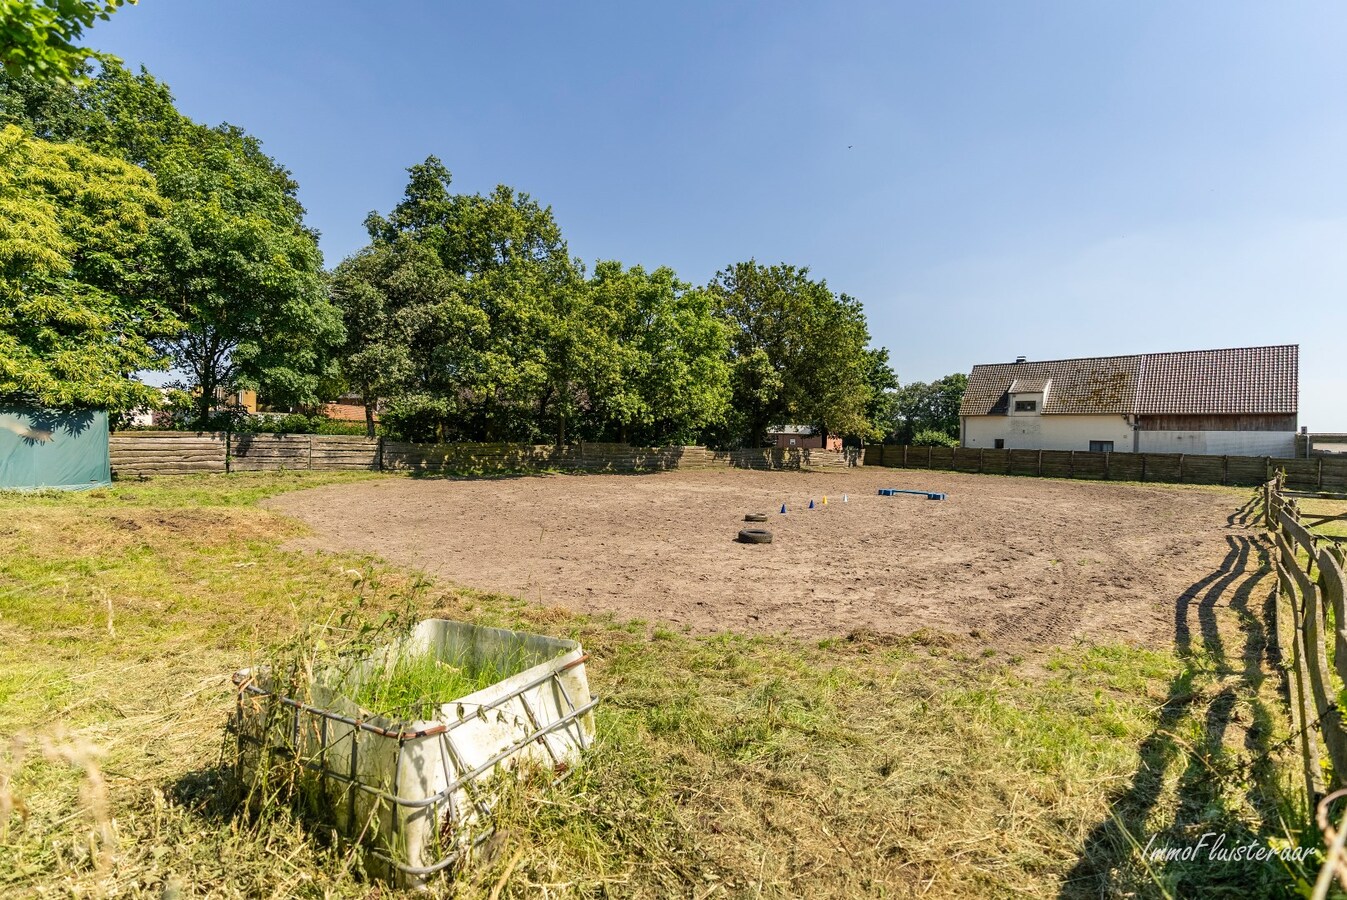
xmin=343 ymin=644 xmax=543 ymax=720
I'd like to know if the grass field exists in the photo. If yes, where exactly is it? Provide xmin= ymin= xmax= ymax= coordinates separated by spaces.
xmin=0 ymin=472 xmax=1318 ymax=897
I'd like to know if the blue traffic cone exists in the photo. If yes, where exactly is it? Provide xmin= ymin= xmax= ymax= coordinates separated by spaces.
xmin=780 ymin=503 xmax=787 ymax=514
xmin=809 ymin=499 xmax=815 ymax=509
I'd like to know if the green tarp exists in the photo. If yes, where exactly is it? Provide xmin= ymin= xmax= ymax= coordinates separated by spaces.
xmin=0 ymin=406 xmax=110 ymax=490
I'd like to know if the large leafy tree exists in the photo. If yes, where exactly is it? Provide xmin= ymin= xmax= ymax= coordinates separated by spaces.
xmin=709 ymin=260 xmax=874 ymax=446
xmin=329 ymin=237 xmax=484 ymax=439
xmin=0 ymin=124 xmax=175 ymax=408
xmin=356 ymin=157 xmax=592 ymax=444
xmin=0 ymin=0 xmax=133 ymax=83
xmin=585 ymin=261 xmax=730 ymax=445
xmin=890 ymin=372 xmax=967 ymax=443
xmin=0 ymin=62 xmax=342 ymax=425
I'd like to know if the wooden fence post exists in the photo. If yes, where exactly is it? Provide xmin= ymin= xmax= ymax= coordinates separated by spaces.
xmin=1277 ymin=540 xmax=1328 ymax=802
xmin=903 ymin=445 xmax=908 ymax=468
xmin=377 ymin=436 xmax=384 ymax=471
xmin=1222 ymin=455 xmax=1229 ymax=486
xmin=1321 ymin=548 xmax=1347 ymax=686
xmin=1037 ymin=449 xmax=1043 ymax=477
xmin=1104 ymin=452 xmax=1110 ymax=480
xmin=1320 ymin=458 xmax=1325 ymax=490
xmin=225 ymin=431 xmax=232 ymax=474
xmin=927 ymin=446 xmax=933 ymax=468
xmin=979 ymin=448 xmax=985 ymax=474
xmin=1069 ymin=450 xmax=1076 ymax=479
xmin=307 ymin=434 xmax=314 ymax=471
xmin=1140 ymin=454 xmax=1147 ymax=482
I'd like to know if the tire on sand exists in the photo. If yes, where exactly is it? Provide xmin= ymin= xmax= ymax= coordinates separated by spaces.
xmin=744 ymin=512 xmax=769 ymax=522
xmin=737 ymin=528 xmax=773 ymax=544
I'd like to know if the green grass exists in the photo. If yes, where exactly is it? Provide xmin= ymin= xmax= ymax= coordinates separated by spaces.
xmin=0 ymin=473 xmax=1315 ymax=897
xmin=342 ymin=644 xmax=543 ymax=719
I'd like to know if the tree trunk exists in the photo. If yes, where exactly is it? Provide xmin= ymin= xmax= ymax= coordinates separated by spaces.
xmin=363 ymin=400 xmax=376 ymax=438
xmin=557 ymin=410 xmax=566 ymax=449
xmin=195 ymin=373 xmax=214 ymax=430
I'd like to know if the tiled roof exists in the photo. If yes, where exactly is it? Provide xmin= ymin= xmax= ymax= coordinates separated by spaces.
xmin=960 ymin=345 xmax=1298 ymax=417
xmin=1007 ymin=377 xmax=1051 ymax=394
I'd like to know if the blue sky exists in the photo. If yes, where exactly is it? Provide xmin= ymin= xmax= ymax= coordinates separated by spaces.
xmin=96 ymin=2 xmax=1346 ymax=429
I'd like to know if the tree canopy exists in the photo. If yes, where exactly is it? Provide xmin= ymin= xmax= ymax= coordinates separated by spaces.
xmin=0 ymin=124 xmax=174 ymax=408
xmin=888 ymin=372 xmax=967 ymax=443
xmin=0 ymin=60 xmax=895 ymax=444
xmin=0 ymin=0 xmax=133 ymax=83
xmin=709 ymin=260 xmax=875 ymax=446
xmin=332 ymin=160 xmax=739 ymax=445
xmin=0 ymin=62 xmax=343 ymax=423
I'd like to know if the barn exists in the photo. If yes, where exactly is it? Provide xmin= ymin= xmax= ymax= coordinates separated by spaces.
xmin=959 ymin=344 xmax=1299 ymax=456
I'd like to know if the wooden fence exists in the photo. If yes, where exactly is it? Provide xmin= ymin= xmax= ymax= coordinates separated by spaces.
xmin=1265 ymin=475 xmax=1347 ymax=897
xmin=109 ymin=434 xmax=860 ymax=478
xmin=110 ymin=433 xmax=379 ymax=476
xmin=864 ymin=444 xmax=1347 ymax=490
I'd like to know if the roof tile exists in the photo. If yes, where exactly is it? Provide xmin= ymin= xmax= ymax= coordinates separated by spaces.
xmin=960 ymin=345 xmax=1297 ymax=417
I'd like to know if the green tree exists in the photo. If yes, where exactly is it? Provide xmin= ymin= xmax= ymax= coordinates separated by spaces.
xmin=329 ymin=237 xmax=485 ymax=439
xmin=154 ymin=191 xmax=341 ymax=426
xmin=584 ymin=261 xmax=730 ymax=444
xmin=861 ymin=346 xmax=898 ymax=441
xmin=891 ymin=372 xmax=967 ymax=443
xmin=0 ymin=62 xmax=344 ymax=425
xmin=0 ymin=0 xmax=133 ymax=83
xmin=357 ymin=156 xmax=591 ymax=445
xmin=709 ymin=260 xmax=873 ymax=446
xmin=0 ymin=124 xmax=175 ymax=408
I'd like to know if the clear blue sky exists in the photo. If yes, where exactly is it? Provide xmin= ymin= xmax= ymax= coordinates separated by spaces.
xmin=95 ymin=2 xmax=1347 ymax=429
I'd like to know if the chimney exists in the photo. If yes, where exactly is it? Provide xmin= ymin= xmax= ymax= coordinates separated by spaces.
xmin=1015 ymin=355 xmax=1026 ymax=364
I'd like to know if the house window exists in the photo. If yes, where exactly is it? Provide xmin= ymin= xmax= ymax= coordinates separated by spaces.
xmin=1089 ymin=440 xmax=1114 ymax=453
xmin=994 ymin=439 xmax=1005 ymax=449
xmin=1014 ymin=400 xmax=1037 ymax=412
xmin=788 ymin=438 xmax=797 ymax=446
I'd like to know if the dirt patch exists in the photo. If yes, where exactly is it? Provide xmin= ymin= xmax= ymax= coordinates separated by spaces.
xmin=265 ymin=468 xmax=1248 ymax=648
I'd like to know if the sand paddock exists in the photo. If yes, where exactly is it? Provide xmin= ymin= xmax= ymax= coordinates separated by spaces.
xmin=267 ymin=468 xmax=1249 ymax=648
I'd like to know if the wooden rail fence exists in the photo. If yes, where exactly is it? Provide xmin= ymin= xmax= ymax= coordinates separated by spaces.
xmin=1264 ymin=474 xmax=1347 ymax=897
xmin=864 ymin=444 xmax=1347 ymax=490
xmin=109 ymin=434 xmax=862 ymax=478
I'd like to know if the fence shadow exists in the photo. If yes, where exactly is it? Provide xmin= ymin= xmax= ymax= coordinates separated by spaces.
xmin=1058 ymin=531 xmax=1285 ymax=897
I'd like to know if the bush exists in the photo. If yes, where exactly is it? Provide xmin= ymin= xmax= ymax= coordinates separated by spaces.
xmin=910 ymin=429 xmax=959 ymax=448
xmin=231 ymin=413 xmax=369 ymax=436
xmin=315 ymin=419 xmax=372 ymax=436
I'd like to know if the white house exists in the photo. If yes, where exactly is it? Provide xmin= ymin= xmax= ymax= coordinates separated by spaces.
xmin=959 ymin=344 xmax=1298 ymax=456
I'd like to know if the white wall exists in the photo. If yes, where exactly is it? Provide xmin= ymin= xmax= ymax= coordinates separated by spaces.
xmin=963 ymin=415 xmax=1298 ymax=456
xmin=1136 ymin=430 xmax=1296 ymax=456
xmin=963 ymin=414 xmax=1135 ymax=452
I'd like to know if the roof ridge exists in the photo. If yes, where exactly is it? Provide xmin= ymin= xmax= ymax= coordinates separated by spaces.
xmin=971 ymin=343 xmax=1297 ymax=370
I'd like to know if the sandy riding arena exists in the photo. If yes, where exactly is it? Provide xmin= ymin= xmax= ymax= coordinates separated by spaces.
xmin=268 ymin=469 xmax=1245 ymax=647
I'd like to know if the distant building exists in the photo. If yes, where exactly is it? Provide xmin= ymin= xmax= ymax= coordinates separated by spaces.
xmin=320 ymin=393 xmax=376 ymax=423
xmin=959 ymin=344 xmax=1298 ymax=456
xmin=767 ymin=425 xmax=842 ymax=452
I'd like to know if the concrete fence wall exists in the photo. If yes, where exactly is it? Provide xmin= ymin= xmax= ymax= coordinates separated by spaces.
xmin=863 ymin=444 xmax=1347 ymax=491
xmin=109 ymin=434 xmax=862 ymax=478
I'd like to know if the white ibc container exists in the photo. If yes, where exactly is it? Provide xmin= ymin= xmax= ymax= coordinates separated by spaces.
xmin=234 ymin=619 xmax=597 ymax=888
